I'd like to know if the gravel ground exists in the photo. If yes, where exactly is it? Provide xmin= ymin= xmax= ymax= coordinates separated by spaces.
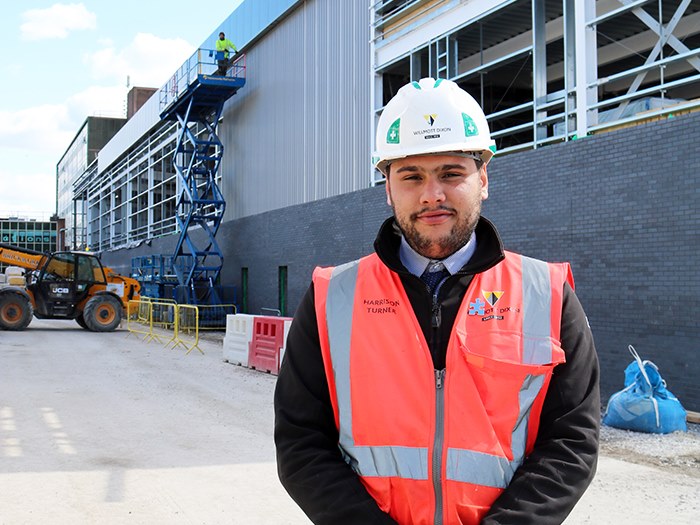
xmin=599 ymin=421 xmax=700 ymax=477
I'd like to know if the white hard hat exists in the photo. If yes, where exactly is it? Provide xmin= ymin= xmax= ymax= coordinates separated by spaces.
xmin=373 ymin=77 xmax=496 ymax=174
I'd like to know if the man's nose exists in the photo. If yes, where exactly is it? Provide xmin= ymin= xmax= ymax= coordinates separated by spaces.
xmin=421 ymin=178 xmax=446 ymax=204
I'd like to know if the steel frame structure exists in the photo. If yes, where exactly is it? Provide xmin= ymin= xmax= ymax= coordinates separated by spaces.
xmin=77 ymin=119 xmax=181 ymax=252
xmin=371 ymin=0 xmax=700 ymax=184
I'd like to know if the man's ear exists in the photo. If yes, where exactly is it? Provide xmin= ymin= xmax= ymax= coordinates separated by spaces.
xmin=480 ymin=164 xmax=489 ymax=200
xmin=385 ymin=177 xmax=392 ymax=206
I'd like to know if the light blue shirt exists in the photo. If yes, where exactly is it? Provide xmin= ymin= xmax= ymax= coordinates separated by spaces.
xmin=399 ymin=231 xmax=477 ymax=278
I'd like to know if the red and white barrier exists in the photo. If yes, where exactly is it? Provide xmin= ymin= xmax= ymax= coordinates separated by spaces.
xmin=223 ymin=314 xmax=292 ymax=375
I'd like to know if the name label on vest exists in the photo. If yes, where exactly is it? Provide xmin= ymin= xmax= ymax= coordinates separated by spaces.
xmin=364 ymin=298 xmax=400 ymax=315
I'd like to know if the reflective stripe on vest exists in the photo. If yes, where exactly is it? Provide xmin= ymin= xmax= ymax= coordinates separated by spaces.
xmin=327 ymin=260 xmax=430 ymax=480
xmin=445 ymin=373 xmax=545 ymax=487
xmin=324 ymin=254 xmax=558 ymax=488
xmin=522 ymin=255 xmax=554 ymax=365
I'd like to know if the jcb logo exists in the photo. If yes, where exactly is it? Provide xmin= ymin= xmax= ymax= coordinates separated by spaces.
xmin=52 ymin=287 xmax=69 ymax=294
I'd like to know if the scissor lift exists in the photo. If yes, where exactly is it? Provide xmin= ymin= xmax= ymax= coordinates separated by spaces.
xmin=157 ymin=50 xmax=246 ymax=304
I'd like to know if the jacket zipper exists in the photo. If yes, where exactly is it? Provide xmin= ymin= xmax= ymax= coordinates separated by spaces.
xmin=430 ymin=279 xmax=446 ymax=328
xmin=433 ymin=368 xmax=446 ymax=525
xmin=429 ymin=276 xmax=448 ymax=525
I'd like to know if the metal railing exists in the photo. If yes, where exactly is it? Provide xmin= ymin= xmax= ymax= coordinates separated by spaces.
xmin=159 ymin=49 xmax=247 ymax=113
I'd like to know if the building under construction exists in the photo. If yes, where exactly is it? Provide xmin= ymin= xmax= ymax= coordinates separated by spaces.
xmin=63 ymin=0 xmax=700 ymax=408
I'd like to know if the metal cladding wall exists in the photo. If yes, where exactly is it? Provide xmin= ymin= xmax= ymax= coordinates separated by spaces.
xmin=219 ymin=0 xmax=372 ymax=220
xmin=102 ymin=110 xmax=700 ymax=411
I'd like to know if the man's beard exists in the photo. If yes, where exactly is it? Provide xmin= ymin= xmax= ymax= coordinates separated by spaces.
xmin=392 ymin=202 xmax=481 ymax=259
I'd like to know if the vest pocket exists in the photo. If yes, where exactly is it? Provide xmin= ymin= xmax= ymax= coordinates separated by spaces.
xmin=457 ymin=330 xmax=561 ymax=400
xmin=455 ymin=502 xmax=492 ymax=525
xmin=457 ymin=329 xmax=564 ymax=368
xmin=454 ymin=332 xmax=562 ymax=462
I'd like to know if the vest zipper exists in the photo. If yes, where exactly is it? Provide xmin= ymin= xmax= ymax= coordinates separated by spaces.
xmin=433 ymin=368 xmax=446 ymax=525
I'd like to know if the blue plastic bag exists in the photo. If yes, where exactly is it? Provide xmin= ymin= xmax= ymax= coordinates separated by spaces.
xmin=603 ymin=345 xmax=687 ymax=434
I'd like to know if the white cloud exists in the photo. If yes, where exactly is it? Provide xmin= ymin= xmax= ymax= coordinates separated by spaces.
xmin=0 ymin=86 xmax=126 ymax=214
xmin=0 ymin=166 xmax=57 ymax=215
xmin=0 ymin=105 xmax=72 ymax=213
xmin=85 ymin=33 xmax=195 ymax=88
xmin=0 ymin=30 xmax=197 ymax=214
xmin=66 ymin=85 xmax=128 ymax=120
xmin=0 ymin=85 xmax=127 ymax=172
xmin=0 ymin=104 xmax=72 ymax=154
xmin=20 ymin=3 xmax=97 ymax=41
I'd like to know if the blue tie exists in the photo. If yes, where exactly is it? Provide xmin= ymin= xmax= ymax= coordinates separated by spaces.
xmin=420 ymin=262 xmax=449 ymax=295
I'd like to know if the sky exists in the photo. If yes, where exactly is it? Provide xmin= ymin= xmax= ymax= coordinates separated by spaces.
xmin=0 ymin=1 xmax=244 ymax=218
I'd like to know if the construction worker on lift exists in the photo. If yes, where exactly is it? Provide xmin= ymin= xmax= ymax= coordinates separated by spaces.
xmin=215 ymin=31 xmax=238 ymax=76
xmin=274 ymin=78 xmax=600 ymax=524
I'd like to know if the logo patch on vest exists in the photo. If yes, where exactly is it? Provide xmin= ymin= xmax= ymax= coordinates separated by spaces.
xmin=482 ymin=290 xmax=504 ymax=306
xmin=364 ymin=297 xmax=400 ymax=315
xmin=468 ymin=291 xmax=519 ymax=321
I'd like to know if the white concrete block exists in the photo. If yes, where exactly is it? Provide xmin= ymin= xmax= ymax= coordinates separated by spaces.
xmin=223 ymin=313 xmax=256 ymax=366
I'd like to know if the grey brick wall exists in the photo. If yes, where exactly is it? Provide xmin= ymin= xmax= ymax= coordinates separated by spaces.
xmin=485 ymin=112 xmax=700 ymax=412
xmin=102 ymin=111 xmax=700 ymax=411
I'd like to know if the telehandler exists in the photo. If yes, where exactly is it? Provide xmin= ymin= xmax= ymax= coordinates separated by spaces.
xmin=0 ymin=243 xmax=140 ymax=331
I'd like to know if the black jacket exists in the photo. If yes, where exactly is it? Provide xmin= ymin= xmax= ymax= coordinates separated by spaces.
xmin=274 ymin=216 xmax=600 ymax=524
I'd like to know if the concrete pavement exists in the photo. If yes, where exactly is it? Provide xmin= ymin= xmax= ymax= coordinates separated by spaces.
xmin=1 ymin=319 xmax=698 ymax=524
xmin=1 ymin=319 xmax=309 ymax=524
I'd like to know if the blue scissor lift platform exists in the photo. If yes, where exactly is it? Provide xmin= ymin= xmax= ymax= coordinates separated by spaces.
xmin=148 ymin=49 xmax=246 ymax=306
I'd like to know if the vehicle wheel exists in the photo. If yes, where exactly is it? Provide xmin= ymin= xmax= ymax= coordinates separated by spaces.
xmin=0 ymin=292 xmax=33 ymax=330
xmin=83 ymin=295 xmax=122 ymax=332
xmin=75 ymin=314 xmax=89 ymax=330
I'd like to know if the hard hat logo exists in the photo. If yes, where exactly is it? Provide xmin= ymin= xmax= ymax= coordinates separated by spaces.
xmin=463 ymin=114 xmax=479 ymax=137
xmin=387 ymin=119 xmax=401 ymax=144
xmin=373 ymin=77 xmax=496 ymax=173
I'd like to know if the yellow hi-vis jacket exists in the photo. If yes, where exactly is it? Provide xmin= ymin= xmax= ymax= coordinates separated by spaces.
xmin=312 ymin=251 xmax=572 ymax=524
xmin=216 ymin=38 xmax=237 ymax=58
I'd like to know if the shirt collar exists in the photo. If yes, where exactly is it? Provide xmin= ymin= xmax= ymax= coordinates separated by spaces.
xmin=399 ymin=231 xmax=477 ymax=277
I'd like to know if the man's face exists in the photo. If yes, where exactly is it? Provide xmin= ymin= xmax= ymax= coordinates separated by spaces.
xmin=219 ymin=33 xmax=225 ymax=40
xmin=385 ymin=154 xmax=488 ymax=259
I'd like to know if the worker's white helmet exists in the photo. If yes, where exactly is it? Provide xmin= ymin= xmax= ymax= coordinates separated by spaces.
xmin=373 ymin=77 xmax=496 ymax=174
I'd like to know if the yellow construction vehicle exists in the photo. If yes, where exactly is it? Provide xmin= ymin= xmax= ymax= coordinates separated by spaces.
xmin=0 ymin=243 xmax=140 ymax=331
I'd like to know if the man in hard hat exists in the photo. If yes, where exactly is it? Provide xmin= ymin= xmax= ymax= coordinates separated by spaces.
xmin=274 ymin=78 xmax=599 ymax=524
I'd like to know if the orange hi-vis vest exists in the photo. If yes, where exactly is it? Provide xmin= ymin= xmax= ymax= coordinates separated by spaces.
xmin=313 ymin=251 xmax=573 ymax=525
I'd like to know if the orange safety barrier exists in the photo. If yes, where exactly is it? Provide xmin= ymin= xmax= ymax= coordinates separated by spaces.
xmin=248 ymin=316 xmax=292 ymax=375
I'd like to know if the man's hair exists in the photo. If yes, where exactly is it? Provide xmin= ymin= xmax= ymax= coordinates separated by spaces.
xmin=219 ymin=32 xmax=225 ymax=37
